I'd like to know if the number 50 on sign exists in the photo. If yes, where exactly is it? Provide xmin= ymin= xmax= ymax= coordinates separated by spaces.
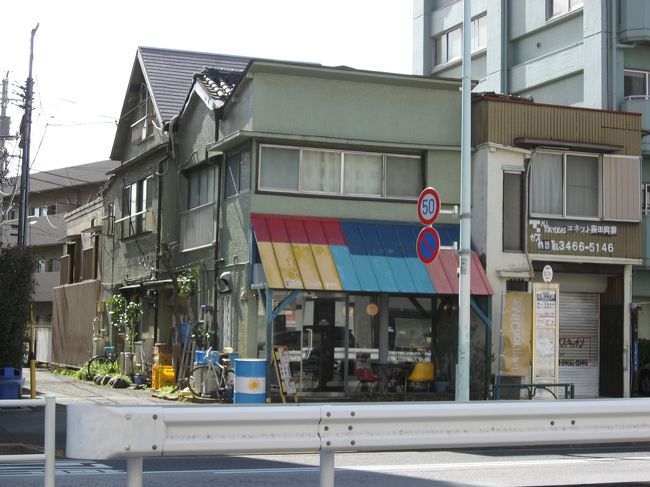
xmin=417 ymin=187 xmax=440 ymax=226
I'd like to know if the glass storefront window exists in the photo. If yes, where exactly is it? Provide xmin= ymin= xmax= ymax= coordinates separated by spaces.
xmin=388 ymin=296 xmax=434 ymax=363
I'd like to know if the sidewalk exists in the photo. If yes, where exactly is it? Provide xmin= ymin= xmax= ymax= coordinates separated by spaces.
xmin=0 ymin=367 xmax=181 ymax=456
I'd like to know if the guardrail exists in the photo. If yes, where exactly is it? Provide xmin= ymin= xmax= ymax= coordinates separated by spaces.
xmin=66 ymin=398 xmax=650 ymax=487
xmin=0 ymin=395 xmax=56 ymax=487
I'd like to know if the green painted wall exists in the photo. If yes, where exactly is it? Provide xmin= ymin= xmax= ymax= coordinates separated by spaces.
xmin=249 ymin=67 xmax=461 ymax=147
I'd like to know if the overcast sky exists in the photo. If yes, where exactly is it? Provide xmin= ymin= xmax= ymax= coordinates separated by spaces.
xmin=0 ymin=0 xmax=413 ymax=176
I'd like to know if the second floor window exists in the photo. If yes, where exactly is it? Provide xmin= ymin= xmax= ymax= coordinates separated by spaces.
xmin=131 ymin=84 xmax=154 ymax=143
xmin=121 ymin=177 xmax=151 ymax=237
xmin=530 ymin=152 xmax=599 ymax=219
xmin=434 ymin=14 xmax=487 ymax=67
xmin=258 ymin=145 xmax=422 ymax=199
xmin=225 ymin=145 xmax=251 ymax=199
xmin=187 ymin=165 xmax=215 ymax=209
xmin=624 ymin=70 xmax=650 ymax=99
xmin=643 ymin=184 xmax=650 ymax=216
xmin=548 ymin=0 xmax=583 ymax=18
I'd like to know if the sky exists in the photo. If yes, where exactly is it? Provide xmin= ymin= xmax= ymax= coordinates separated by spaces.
xmin=0 ymin=0 xmax=414 ymax=176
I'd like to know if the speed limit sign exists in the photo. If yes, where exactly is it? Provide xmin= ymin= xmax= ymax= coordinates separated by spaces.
xmin=417 ymin=187 xmax=440 ymax=226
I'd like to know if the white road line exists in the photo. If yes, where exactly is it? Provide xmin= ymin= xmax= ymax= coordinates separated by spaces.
xmin=0 ymin=460 xmax=122 ymax=476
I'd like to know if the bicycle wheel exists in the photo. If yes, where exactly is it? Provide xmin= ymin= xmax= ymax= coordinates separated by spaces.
xmin=188 ymin=365 xmax=210 ymax=398
xmin=86 ymin=355 xmax=110 ymax=380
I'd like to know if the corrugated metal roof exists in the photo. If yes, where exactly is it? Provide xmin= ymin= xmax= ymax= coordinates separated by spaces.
xmin=251 ymin=214 xmax=493 ymax=296
xmin=138 ymin=47 xmax=249 ymax=122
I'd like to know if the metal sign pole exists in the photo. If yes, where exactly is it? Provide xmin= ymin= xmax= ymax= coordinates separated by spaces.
xmin=456 ymin=0 xmax=472 ymax=402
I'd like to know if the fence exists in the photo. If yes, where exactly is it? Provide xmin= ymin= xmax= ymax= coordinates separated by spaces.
xmin=66 ymin=398 xmax=650 ymax=487
xmin=0 ymin=395 xmax=56 ymax=487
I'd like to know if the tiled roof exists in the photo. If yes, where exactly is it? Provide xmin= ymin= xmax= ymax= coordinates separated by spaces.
xmin=194 ymin=68 xmax=244 ymax=102
xmin=138 ymin=47 xmax=250 ymax=122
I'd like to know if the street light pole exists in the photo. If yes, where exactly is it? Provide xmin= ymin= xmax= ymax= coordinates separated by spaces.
xmin=456 ymin=0 xmax=472 ymax=402
xmin=17 ymin=23 xmax=39 ymax=247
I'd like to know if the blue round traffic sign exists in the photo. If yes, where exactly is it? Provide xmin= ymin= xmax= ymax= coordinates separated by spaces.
xmin=417 ymin=187 xmax=440 ymax=225
xmin=416 ymin=226 xmax=441 ymax=264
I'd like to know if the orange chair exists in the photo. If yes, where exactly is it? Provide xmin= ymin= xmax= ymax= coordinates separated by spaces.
xmin=406 ymin=362 xmax=434 ymax=392
xmin=356 ymin=366 xmax=381 ymax=393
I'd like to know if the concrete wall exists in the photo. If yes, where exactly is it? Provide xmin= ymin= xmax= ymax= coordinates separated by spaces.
xmin=247 ymin=65 xmax=462 ymax=148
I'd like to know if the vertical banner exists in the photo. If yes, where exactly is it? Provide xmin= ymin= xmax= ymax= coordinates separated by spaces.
xmin=532 ymin=283 xmax=560 ymax=397
xmin=500 ymin=292 xmax=532 ymax=377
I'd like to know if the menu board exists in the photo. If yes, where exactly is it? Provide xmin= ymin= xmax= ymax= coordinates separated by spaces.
xmin=272 ymin=345 xmax=297 ymax=402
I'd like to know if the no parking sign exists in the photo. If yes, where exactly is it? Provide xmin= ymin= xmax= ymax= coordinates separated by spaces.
xmin=416 ymin=187 xmax=441 ymax=264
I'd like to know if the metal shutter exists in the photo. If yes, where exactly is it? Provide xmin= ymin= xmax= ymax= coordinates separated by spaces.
xmin=559 ymin=292 xmax=599 ymax=398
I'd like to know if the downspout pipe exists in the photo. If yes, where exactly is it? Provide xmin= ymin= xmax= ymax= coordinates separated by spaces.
xmin=212 ymin=106 xmax=224 ymax=349
xmin=611 ymin=0 xmax=617 ymax=110
xmin=154 ymin=154 xmax=169 ymax=344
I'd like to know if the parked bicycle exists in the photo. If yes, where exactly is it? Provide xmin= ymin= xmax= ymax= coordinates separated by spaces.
xmin=85 ymin=347 xmax=118 ymax=380
xmin=187 ymin=348 xmax=234 ymax=402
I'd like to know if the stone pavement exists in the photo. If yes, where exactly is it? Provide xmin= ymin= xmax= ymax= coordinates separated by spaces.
xmin=0 ymin=367 xmax=185 ymax=457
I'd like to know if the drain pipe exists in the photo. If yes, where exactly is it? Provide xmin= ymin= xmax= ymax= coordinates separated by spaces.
xmin=611 ymin=0 xmax=617 ymax=110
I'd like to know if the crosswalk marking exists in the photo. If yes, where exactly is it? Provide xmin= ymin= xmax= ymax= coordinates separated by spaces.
xmin=0 ymin=460 xmax=122 ymax=476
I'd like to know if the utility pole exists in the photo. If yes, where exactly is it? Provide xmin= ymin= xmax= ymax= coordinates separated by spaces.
xmin=17 ymin=23 xmax=39 ymax=247
xmin=0 ymin=72 xmax=10 ymax=176
xmin=456 ymin=0 xmax=472 ymax=402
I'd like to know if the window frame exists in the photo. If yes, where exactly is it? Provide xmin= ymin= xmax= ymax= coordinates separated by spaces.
xmin=529 ymin=150 xmax=601 ymax=221
xmin=503 ymin=171 xmax=525 ymax=252
xmin=187 ymin=164 xmax=216 ymax=209
xmin=118 ymin=176 xmax=152 ymax=238
xmin=225 ymin=145 xmax=251 ymax=199
xmin=433 ymin=14 xmax=488 ymax=67
xmin=547 ymin=0 xmax=583 ymax=19
xmin=624 ymin=69 xmax=650 ymax=100
xmin=257 ymin=144 xmax=423 ymax=201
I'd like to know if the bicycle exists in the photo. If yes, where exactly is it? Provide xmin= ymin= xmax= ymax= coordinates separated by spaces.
xmin=85 ymin=348 xmax=118 ymax=381
xmin=187 ymin=348 xmax=234 ymax=402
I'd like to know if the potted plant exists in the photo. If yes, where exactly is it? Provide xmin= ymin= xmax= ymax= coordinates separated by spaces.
xmin=107 ymin=293 xmax=127 ymax=343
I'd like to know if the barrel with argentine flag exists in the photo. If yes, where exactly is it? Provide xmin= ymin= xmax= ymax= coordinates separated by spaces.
xmin=234 ymin=359 xmax=266 ymax=404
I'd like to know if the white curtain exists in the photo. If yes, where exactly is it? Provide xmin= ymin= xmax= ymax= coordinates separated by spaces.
xmin=301 ymin=150 xmax=341 ymax=192
xmin=343 ymin=152 xmax=382 ymax=196
xmin=566 ymin=155 xmax=598 ymax=218
xmin=530 ymin=152 xmax=563 ymax=215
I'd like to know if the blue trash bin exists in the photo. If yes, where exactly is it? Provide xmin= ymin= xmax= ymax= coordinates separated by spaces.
xmin=0 ymin=367 xmax=22 ymax=400
xmin=234 ymin=359 xmax=266 ymax=404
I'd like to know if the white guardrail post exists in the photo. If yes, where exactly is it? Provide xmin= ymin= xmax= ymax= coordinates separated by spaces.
xmin=0 ymin=394 xmax=56 ymax=487
xmin=67 ymin=399 xmax=650 ymax=487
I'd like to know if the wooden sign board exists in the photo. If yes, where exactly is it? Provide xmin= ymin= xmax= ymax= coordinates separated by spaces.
xmin=272 ymin=345 xmax=297 ymax=403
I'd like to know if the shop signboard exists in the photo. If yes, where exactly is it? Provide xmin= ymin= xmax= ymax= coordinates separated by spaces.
xmin=532 ymin=283 xmax=560 ymax=397
xmin=500 ymin=291 xmax=532 ymax=377
xmin=527 ymin=219 xmax=641 ymax=259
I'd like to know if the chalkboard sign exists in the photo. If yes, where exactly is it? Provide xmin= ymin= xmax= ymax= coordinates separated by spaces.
xmin=272 ymin=345 xmax=297 ymax=402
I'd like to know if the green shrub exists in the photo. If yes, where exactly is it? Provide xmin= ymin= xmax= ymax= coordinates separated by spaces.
xmin=0 ymin=245 xmax=36 ymax=368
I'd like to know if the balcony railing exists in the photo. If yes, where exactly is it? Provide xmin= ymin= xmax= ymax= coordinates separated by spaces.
xmin=180 ymin=203 xmax=215 ymax=251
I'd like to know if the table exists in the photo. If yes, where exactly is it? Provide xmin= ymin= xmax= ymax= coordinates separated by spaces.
xmin=376 ymin=362 xmax=412 ymax=393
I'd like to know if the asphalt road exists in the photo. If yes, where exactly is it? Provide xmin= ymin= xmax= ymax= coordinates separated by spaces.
xmin=1 ymin=445 xmax=649 ymax=486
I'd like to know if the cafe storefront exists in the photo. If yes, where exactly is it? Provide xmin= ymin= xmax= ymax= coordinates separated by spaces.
xmin=251 ymin=214 xmax=494 ymax=399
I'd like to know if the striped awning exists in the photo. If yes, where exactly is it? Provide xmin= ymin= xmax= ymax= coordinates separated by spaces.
xmin=251 ymin=214 xmax=493 ymax=295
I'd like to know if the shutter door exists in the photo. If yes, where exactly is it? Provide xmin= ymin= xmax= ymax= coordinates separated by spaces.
xmin=559 ymin=292 xmax=599 ymax=398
